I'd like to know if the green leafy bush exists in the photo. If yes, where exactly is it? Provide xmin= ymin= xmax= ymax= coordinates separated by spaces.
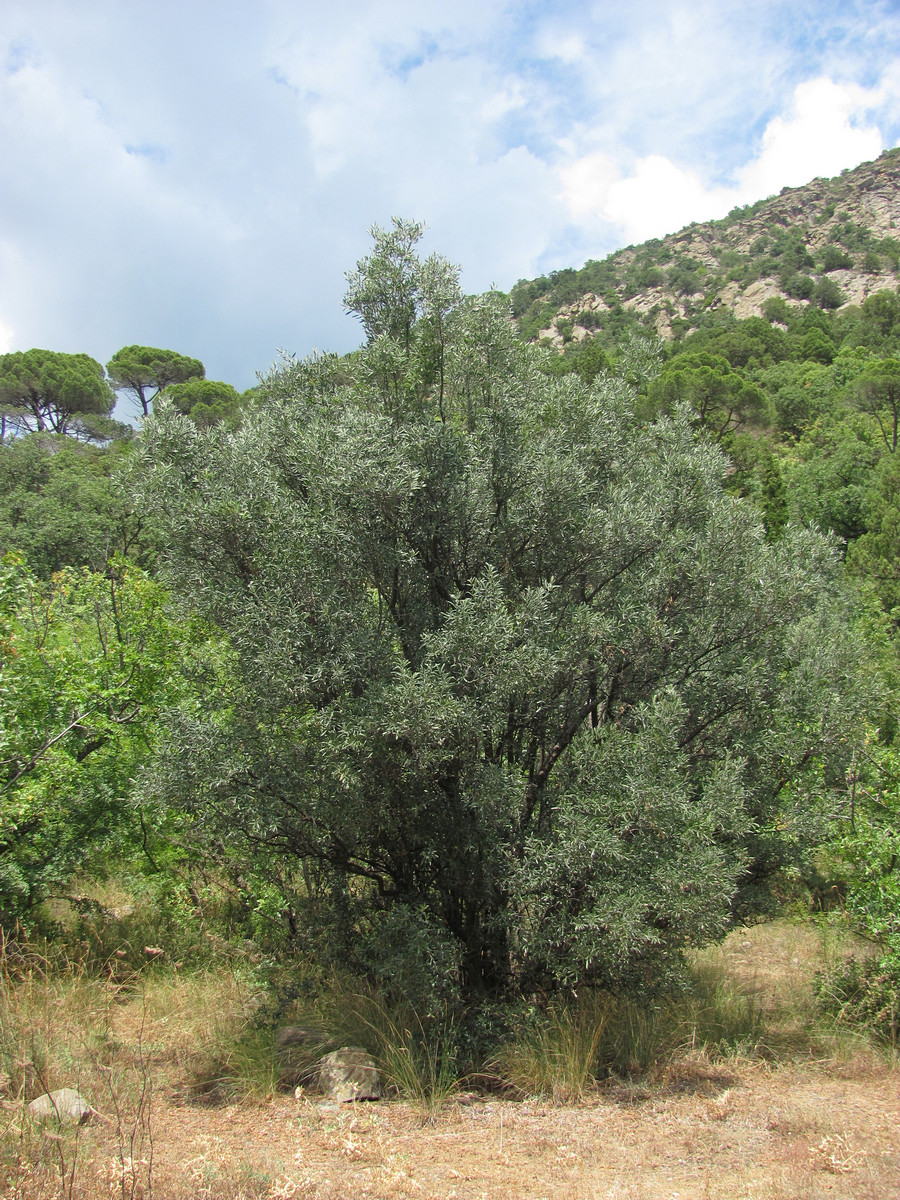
xmin=0 ymin=554 xmax=189 ymax=924
xmin=814 ymin=278 xmax=848 ymax=311
xmin=820 ymin=245 xmax=854 ymax=272
xmin=138 ymin=222 xmax=866 ymax=1008
xmin=819 ymin=956 xmax=900 ymax=1045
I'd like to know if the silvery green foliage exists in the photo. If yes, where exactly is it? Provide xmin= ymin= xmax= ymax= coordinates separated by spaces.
xmin=138 ymin=226 xmax=863 ymax=1001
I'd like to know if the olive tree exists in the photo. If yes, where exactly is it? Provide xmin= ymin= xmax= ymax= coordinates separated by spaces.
xmin=138 ymin=223 xmax=863 ymax=1003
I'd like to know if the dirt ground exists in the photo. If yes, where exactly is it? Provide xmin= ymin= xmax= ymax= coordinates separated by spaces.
xmin=59 ymin=1061 xmax=897 ymax=1200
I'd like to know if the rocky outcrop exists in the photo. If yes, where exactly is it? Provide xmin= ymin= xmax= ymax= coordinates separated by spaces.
xmin=528 ymin=149 xmax=900 ymax=346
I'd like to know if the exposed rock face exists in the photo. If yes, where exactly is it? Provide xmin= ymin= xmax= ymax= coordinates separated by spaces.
xmin=315 ymin=1046 xmax=381 ymax=1102
xmin=27 ymin=1088 xmax=94 ymax=1126
xmin=730 ymin=279 xmax=786 ymax=319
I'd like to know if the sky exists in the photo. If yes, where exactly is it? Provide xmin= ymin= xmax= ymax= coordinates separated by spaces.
xmin=2 ymin=0 xmax=900 ymax=409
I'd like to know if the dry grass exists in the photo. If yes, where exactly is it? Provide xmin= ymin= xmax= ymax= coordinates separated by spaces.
xmin=0 ymin=938 xmax=273 ymax=1199
xmin=8 ymin=1068 xmax=894 ymax=1200
xmin=1 ymin=918 xmax=897 ymax=1199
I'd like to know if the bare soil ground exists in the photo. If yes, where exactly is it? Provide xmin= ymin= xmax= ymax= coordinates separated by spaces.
xmin=59 ymin=1062 xmax=900 ymax=1200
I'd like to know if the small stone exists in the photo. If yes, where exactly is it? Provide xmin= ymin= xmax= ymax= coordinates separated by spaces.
xmin=27 ymin=1088 xmax=94 ymax=1126
xmin=316 ymin=1046 xmax=381 ymax=1103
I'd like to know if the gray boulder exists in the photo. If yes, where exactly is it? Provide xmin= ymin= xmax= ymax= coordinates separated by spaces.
xmin=316 ymin=1046 xmax=381 ymax=1102
xmin=27 ymin=1088 xmax=94 ymax=1126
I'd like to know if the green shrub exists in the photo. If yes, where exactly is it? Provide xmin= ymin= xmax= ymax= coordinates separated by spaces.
xmin=491 ymin=961 xmax=766 ymax=1098
xmin=818 ymin=956 xmax=900 ymax=1046
xmin=820 ymin=245 xmax=853 ymax=272
xmin=814 ymin=277 xmax=848 ymax=310
xmin=783 ymin=273 xmax=815 ymax=300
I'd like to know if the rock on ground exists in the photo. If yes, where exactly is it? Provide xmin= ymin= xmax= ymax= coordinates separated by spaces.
xmin=315 ymin=1046 xmax=381 ymax=1103
xmin=27 ymin=1088 xmax=95 ymax=1126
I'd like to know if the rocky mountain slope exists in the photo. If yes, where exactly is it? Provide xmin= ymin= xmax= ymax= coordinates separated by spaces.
xmin=513 ymin=148 xmax=900 ymax=348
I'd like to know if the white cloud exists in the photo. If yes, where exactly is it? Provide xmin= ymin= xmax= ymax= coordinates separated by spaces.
xmin=604 ymin=158 xmax=735 ymax=243
xmin=534 ymin=29 xmax=587 ymax=65
xmin=557 ymin=152 xmax=619 ymax=219
xmin=479 ymin=80 xmax=528 ymax=123
xmin=558 ymin=75 xmax=887 ymax=245
xmin=2 ymin=1 xmax=900 ymax=390
xmin=737 ymin=77 xmax=884 ymax=197
xmin=560 ymin=152 xmax=737 ymax=242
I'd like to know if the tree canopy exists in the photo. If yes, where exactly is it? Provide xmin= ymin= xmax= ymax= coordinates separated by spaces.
xmin=0 ymin=435 xmax=150 ymax=577
xmin=853 ymin=357 xmax=900 ymax=454
xmin=165 ymin=378 xmax=246 ymax=428
xmin=137 ymin=223 xmax=863 ymax=1005
xmin=0 ymin=349 xmax=115 ymax=438
xmin=107 ymin=345 xmax=205 ymax=417
xmin=644 ymin=351 xmax=770 ymax=441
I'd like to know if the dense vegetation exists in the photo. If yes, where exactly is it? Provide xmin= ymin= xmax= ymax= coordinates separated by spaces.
xmin=3 ymin=160 xmax=900 ymax=1047
xmin=137 ymin=222 xmax=862 ymax=1009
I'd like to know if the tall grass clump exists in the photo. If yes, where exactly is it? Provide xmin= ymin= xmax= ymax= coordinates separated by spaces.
xmin=491 ymin=994 xmax=611 ymax=1102
xmin=492 ymin=952 xmax=768 ymax=1100
xmin=362 ymin=1000 xmax=460 ymax=1116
